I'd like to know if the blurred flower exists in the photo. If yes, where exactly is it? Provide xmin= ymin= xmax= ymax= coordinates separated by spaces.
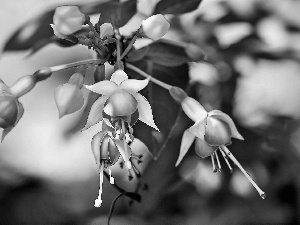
xmin=52 ymin=6 xmax=85 ymax=37
xmin=84 ymin=70 xmax=158 ymax=130
xmin=140 ymin=14 xmax=170 ymax=41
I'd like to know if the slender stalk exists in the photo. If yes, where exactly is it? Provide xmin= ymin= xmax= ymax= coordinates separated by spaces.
xmin=159 ymin=38 xmax=188 ymax=48
xmin=120 ymin=35 xmax=138 ymax=60
xmin=127 ymin=63 xmax=172 ymax=90
xmin=220 ymin=146 xmax=266 ymax=199
xmin=49 ymin=59 xmax=104 ymax=72
xmin=107 ymin=193 xmax=126 ymax=225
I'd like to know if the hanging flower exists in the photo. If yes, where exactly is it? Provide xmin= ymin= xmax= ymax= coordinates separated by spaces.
xmin=52 ymin=6 xmax=86 ymax=37
xmin=0 ymin=79 xmax=24 ymax=142
xmin=140 ymin=14 xmax=170 ymax=41
xmin=84 ymin=69 xmax=158 ymax=131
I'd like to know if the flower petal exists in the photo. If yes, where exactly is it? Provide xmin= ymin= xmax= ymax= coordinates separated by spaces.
xmin=103 ymin=91 xmax=138 ymax=117
xmin=195 ymin=138 xmax=218 ymax=158
xmin=81 ymin=95 xmax=109 ymax=131
xmin=132 ymin=93 xmax=159 ymax=131
xmin=175 ymin=129 xmax=196 ymax=167
xmin=84 ymin=80 xmax=118 ymax=95
xmin=110 ymin=70 xmax=128 ymax=85
xmin=91 ymin=131 xmax=106 ymax=173
xmin=120 ymin=78 xmax=149 ymax=93
xmin=181 ymin=97 xmax=207 ymax=122
xmin=208 ymin=110 xmax=244 ymax=140
xmin=204 ymin=116 xmax=231 ymax=146
xmin=114 ymin=139 xmax=132 ymax=169
xmin=189 ymin=117 xmax=207 ymax=139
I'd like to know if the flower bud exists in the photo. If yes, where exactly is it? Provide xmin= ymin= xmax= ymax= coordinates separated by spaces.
xmin=99 ymin=23 xmax=114 ymax=39
xmin=33 ymin=68 xmax=52 ymax=82
xmin=54 ymin=83 xmax=84 ymax=118
xmin=185 ymin=44 xmax=205 ymax=61
xmin=68 ymin=72 xmax=84 ymax=88
xmin=140 ymin=14 xmax=170 ymax=41
xmin=9 ymin=75 xmax=36 ymax=98
xmin=53 ymin=6 xmax=85 ymax=36
xmin=0 ymin=96 xmax=18 ymax=129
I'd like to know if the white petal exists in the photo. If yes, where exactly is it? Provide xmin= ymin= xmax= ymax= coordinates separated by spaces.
xmin=189 ymin=117 xmax=207 ymax=139
xmin=110 ymin=70 xmax=128 ymax=85
xmin=81 ymin=95 xmax=109 ymax=131
xmin=175 ymin=129 xmax=196 ymax=167
xmin=120 ymin=78 xmax=149 ymax=93
xmin=132 ymin=93 xmax=159 ymax=131
xmin=208 ymin=110 xmax=244 ymax=140
xmin=91 ymin=131 xmax=106 ymax=173
xmin=84 ymin=80 xmax=118 ymax=95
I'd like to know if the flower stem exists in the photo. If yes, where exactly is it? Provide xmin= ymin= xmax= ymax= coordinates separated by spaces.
xmin=107 ymin=193 xmax=126 ymax=225
xmin=49 ymin=59 xmax=104 ymax=72
xmin=220 ymin=146 xmax=266 ymax=199
xmin=127 ymin=63 xmax=172 ymax=90
xmin=120 ymin=35 xmax=138 ymax=60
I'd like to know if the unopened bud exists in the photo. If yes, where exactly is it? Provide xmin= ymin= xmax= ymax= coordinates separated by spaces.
xmin=140 ymin=14 xmax=170 ymax=41
xmin=0 ymin=96 xmax=18 ymax=129
xmin=100 ymin=23 xmax=114 ymax=39
xmin=94 ymin=64 xmax=106 ymax=82
xmin=9 ymin=75 xmax=36 ymax=97
xmin=185 ymin=44 xmax=205 ymax=61
xmin=68 ymin=72 xmax=84 ymax=88
xmin=33 ymin=68 xmax=52 ymax=82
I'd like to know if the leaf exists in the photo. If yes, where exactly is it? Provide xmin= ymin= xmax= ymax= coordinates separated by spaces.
xmin=144 ymin=42 xmax=192 ymax=67
xmin=127 ymin=46 xmax=150 ymax=62
xmin=4 ymin=10 xmax=55 ymax=51
xmin=154 ymin=0 xmax=203 ymax=15
xmin=80 ymin=0 xmax=137 ymax=28
xmin=128 ymin=61 xmax=190 ymax=159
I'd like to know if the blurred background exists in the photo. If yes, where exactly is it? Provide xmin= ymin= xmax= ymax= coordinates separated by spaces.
xmin=0 ymin=0 xmax=300 ymax=224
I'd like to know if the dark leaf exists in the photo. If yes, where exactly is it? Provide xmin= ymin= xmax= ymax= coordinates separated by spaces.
xmin=128 ymin=60 xmax=189 ymax=159
xmin=127 ymin=46 xmax=150 ymax=62
xmin=80 ymin=0 xmax=137 ymax=28
xmin=154 ymin=0 xmax=202 ymax=15
xmin=4 ymin=10 xmax=55 ymax=51
xmin=144 ymin=41 xmax=191 ymax=67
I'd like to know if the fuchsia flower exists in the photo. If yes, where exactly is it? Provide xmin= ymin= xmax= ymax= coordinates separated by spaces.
xmin=84 ymin=69 xmax=158 ymax=131
xmin=140 ymin=14 xmax=170 ymax=41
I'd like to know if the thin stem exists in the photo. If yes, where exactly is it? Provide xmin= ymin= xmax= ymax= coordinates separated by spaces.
xmin=220 ymin=146 xmax=266 ymax=199
xmin=120 ymin=35 xmax=138 ymax=60
xmin=107 ymin=193 xmax=126 ymax=225
xmin=49 ymin=59 xmax=103 ymax=72
xmin=159 ymin=38 xmax=188 ymax=48
xmin=86 ymin=15 xmax=100 ymax=39
xmin=127 ymin=63 xmax=172 ymax=90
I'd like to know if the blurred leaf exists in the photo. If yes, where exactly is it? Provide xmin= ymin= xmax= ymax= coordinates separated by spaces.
xmin=128 ymin=61 xmax=189 ymax=159
xmin=143 ymin=42 xmax=192 ymax=67
xmin=4 ymin=10 xmax=54 ymax=51
xmin=127 ymin=46 xmax=150 ymax=62
xmin=154 ymin=0 xmax=203 ymax=15
xmin=81 ymin=0 xmax=137 ymax=27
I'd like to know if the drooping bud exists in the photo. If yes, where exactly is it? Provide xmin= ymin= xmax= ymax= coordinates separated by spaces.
xmin=169 ymin=86 xmax=188 ymax=103
xmin=99 ymin=23 xmax=114 ymax=39
xmin=53 ymin=6 xmax=85 ymax=36
xmin=68 ymin=72 xmax=84 ymax=88
xmin=33 ymin=68 xmax=53 ymax=82
xmin=140 ymin=14 xmax=170 ymax=41
xmin=54 ymin=83 xmax=84 ymax=118
xmin=9 ymin=75 xmax=36 ymax=98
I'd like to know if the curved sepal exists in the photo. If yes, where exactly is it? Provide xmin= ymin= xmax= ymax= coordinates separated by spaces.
xmin=189 ymin=117 xmax=207 ymax=139
xmin=91 ymin=131 xmax=106 ymax=173
xmin=84 ymin=80 xmax=118 ymax=95
xmin=120 ymin=78 xmax=149 ymax=94
xmin=175 ymin=129 xmax=195 ymax=167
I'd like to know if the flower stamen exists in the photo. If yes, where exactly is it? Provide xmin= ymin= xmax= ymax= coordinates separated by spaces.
xmin=219 ymin=148 xmax=233 ymax=173
xmin=214 ymin=151 xmax=222 ymax=172
xmin=211 ymin=154 xmax=217 ymax=173
xmin=220 ymin=146 xmax=266 ymax=199
xmin=94 ymin=163 xmax=104 ymax=207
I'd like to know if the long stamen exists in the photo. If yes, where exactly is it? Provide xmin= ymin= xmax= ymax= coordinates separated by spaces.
xmin=108 ymin=166 xmax=114 ymax=184
xmin=121 ymin=120 xmax=132 ymax=170
xmin=211 ymin=154 xmax=217 ymax=173
xmin=219 ymin=148 xmax=233 ymax=173
xmin=220 ymin=146 xmax=266 ymax=199
xmin=94 ymin=163 xmax=104 ymax=207
xmin=214 ymin=151 xmax=222 ymax=172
